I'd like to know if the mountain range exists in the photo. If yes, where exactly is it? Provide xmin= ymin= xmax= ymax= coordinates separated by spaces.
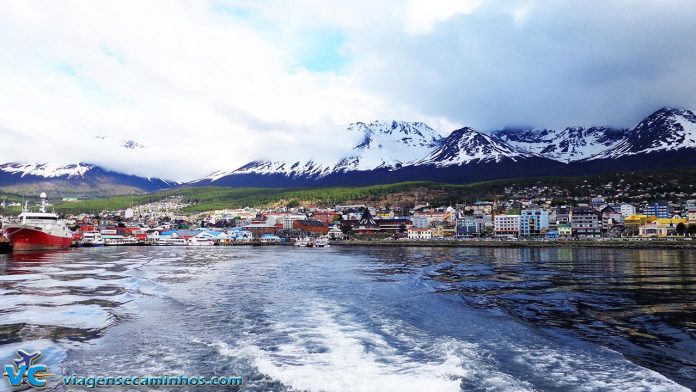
xmin=2 ymin=107 xmax=695 ymax=196
xmin=0 ymin=138 xmax=172 ymax=197
xmin=192 ymin=107 xmax=696 ymax=188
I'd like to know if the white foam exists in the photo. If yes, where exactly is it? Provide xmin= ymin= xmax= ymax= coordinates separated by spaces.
xmin=212 ymin=300 xmax=535 ymax=392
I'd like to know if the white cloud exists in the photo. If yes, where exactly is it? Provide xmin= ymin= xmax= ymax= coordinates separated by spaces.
xmin=0 ymin=1 xmax=695 ymax=181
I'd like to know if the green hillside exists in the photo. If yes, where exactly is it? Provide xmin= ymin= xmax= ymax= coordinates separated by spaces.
xmin=49 ymin=168 xmax=696 ymax=215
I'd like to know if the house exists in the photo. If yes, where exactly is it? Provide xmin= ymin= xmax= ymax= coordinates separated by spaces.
xmin=519 ymin=209 xmax=549 ymax=237
xmin=259 ymin=233 xmax=282 ymax=243
xmin=571 ymin=207 xmax=602 ymax=238
xmin=408 ymin=228 xmax=432 ymax=240
xmin=228 ymin=227 xmax=253 ymax=242
xmin=494 ymin=215 xmax=520 ymax=238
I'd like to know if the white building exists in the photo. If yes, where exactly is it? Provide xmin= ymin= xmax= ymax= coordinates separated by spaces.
xmin=408 ymin=228 xmax=432 ymax=239
xmin=620 ymin=204 xmax=636 ymax=218
xmin=494 ymin=215 xmax=520 ymax=237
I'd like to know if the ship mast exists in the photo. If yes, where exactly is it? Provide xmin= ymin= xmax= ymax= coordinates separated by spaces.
xmin=39 ymin=192 xmax=47 ymax=213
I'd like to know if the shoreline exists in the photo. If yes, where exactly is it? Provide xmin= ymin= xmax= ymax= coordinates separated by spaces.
xmin=330 ymin=239 xmax=696 ymax=249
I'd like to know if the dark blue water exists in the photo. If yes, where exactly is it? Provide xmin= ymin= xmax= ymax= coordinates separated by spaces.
xmin=0 ymin=246 xmax=694 ymax=391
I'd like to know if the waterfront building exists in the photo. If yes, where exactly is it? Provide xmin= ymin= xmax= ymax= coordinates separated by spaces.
xmin=639 ymin=223 xmax=677 ymax=238
xmin=432 ymin=225 xmax=456 ymax=238
xmin=571 ymin=207 xmax=602 ymax=238
xmin=494 ymin=214 xmax=520 ymax=237
xmin=351 ymin=208 xmax=382 ymax=235
xmin=327 ymin=226 xmax=345 ymax=240
xmin=644 ymin=201 xmax=670 ymax=218
xmin=519 ymin=209 xmax=550 ymax=237
xmin=558 ymin=224 xmax=572 ymax=238
xmin=407 ymin=228 xmax=432 ymax=239
xmin=456 ymin=216 xmax=485 ymax=237
xmin=600 ymin=206 xmax=624 ymax=231
xmin=293 ymin=220 xmax=329 ymax=235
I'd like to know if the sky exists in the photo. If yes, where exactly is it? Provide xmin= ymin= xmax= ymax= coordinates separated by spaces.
xmin=1 ymin=0 xmax=696 ymax=181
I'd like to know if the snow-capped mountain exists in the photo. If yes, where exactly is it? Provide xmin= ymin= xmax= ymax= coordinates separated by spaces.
xmin=0 ymin=161 xmax=172 ymax=197
xmin=196 ymin=107 xmax=696 ymax=188
xmin=492 ymin=126 xmax=628 ymax=163
xmin=199 ymin=121 xmax=443 ymax=183
xmin=0 ymin=162 xmax=94 ymax=178
xmin=415 ymin=127 xmax=534 ymax=166
xmin=586 ymin=107 xmax=696 ymax=160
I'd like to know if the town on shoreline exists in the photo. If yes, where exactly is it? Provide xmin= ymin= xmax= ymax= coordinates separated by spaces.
xmin=3 ymin=193 xmax=696 ymax=250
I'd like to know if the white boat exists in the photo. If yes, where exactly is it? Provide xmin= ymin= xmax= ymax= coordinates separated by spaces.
xmin=154 ymin=237 xmax=187 ymax=246
xmin=294 ymin=237 xmax=330 ymax=247
xmin=294 ymin=237 xmax=313 ymax=247
xmin=103 ymin=235 xmax=139 ymax=246
xmin=80 ymin=231 xmax=105 ymax=247
xmin=187 ymin=237 xmax=214 ymax=246
xmin=314 ymin=237 xmax=330 ymax=247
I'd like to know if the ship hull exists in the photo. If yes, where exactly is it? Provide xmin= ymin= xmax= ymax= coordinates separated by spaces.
xmin=5 ymin=227 xmax=73 ymax=251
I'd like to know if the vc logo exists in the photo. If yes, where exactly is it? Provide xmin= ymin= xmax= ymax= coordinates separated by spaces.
xmin=3 ymin=350 xmax=51 ymax=389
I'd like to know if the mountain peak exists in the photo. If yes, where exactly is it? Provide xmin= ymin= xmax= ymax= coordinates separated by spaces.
xmin=586 ymin=106 xmax=696 ymax=160
xmin=415 ymin=126 xmax=530 ymax=167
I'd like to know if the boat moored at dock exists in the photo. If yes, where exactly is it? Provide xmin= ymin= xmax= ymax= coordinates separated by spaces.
xmin=3 ymin=193 xmax=73 ymax=251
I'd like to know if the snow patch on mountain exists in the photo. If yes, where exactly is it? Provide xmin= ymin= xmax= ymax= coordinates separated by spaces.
xmin=0 ymin=162 xmax=94 ymax=178
xmin=415 ymin=127 xmax=533 ymax=167
xmin=492 ymin=126 xmax=627 ymax=163
xmin=200 ymin=121 xmax=443 ymax=181
xmin=588 ymin=107 xmax=696 ymax=160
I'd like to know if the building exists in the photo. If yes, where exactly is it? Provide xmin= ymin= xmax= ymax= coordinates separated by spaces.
xmin=456 ymin=216 xmax=485 ymax=237
xmin=276 ymin=214 xmax=307 ymax=230
xmin=600 ymin=206 xmax=624 ymax=231
xmin=432 ymin=225 xmax=456 ymax=238
xmin=620 ymin=204 xmax=636 ymax=218
xmin=555 ymin=206 xmax=572 ymax=225
xmin=639 ymin=223 xmax=677 ymax=238
xmin=519 ymin=209 xmax=549 ymax=237
xmin=558 ymin=224 xmax=573 ymax=238
xmin=350 ymin=208 xmax=382 ymax=235
xmin=494 ymin=215 xmax=520 ymax=237
xmin=644 ymin=201 xmax=670 ymax=218
xmin=571 ymin=207 xmax=601 ymax=238
xmin=689 ymin=208 xmax=696 ymax=224
xmin=408 ymin=228 xmax=432 ymax=240
xmin=411 ymin=215 xmax=431 ymax=228
xmin=293 ymin=220 xmax=329 ymax=235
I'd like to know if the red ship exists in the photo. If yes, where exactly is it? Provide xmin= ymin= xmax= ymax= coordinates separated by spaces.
xmin=3 ymin=192 xmax=73 ymax=251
